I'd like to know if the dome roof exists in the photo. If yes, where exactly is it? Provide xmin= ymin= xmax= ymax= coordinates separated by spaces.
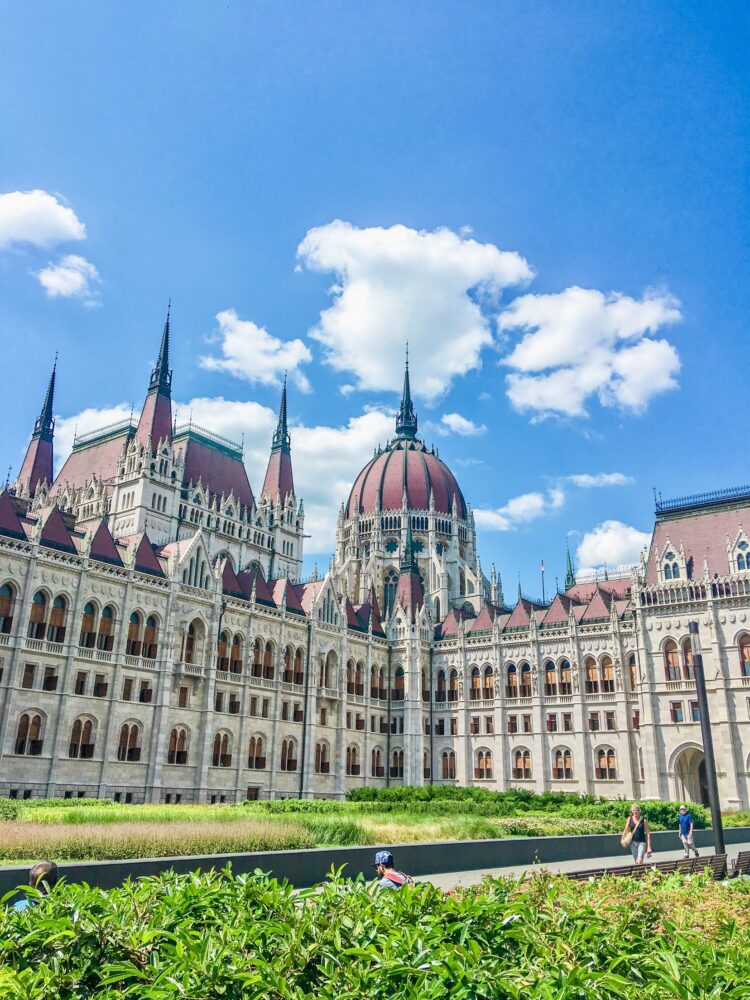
xmin=346 ymin=438 xmax=467 ymax=518
xmin=345 ymin=354 xmax=467 ymax=519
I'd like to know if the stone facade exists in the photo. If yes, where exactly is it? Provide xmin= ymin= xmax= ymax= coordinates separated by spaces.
xmin=1 ymin=320 xmax=749 ymax=808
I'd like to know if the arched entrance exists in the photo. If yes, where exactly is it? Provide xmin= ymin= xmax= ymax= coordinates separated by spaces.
xmin=673 ymin=745 xmax=709 ymax=806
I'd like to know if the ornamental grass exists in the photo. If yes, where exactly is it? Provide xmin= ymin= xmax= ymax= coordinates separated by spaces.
xmin=2 ymin=868 xmax=749 ymax=998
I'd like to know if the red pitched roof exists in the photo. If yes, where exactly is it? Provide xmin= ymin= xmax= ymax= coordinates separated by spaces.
xmin=564 ymin=577 xmax=631 ymax=603
xmin=345 ymin=598 xmax=362 ymax=629
xmin=269 ymin=577 xmax=305 ymax=614
xmin=505 ymin=598 xmax=541 ymax=629
xmin=396 ymin=568 xmax=424 ymax=622
xmin=435 ymin=608 xmax=474 ymax=638
xmin=261 ymin=450 xmax=295 ymax=502
xmin=88 ymin=519 xmax=123 ymax=566
xmin=292 ymin=580 xmax=324 ymax=614
xmin=17 ymin=436 xmax=53 ymax=496
xmin=53 ymin=429 xmax=132 ymax=496
xmin=0 ymin=490 xmax=28 ymax=540
xmin=221 ymin=559 xmax=244 ymax=599
xmin=129 ymin=533 xmax=164 ymax=577
xmin=646 ymin=504 xmax=750 ymax=582
xmin=236 ymin=568 xmax=275 ymax=606
xmin=468 ymin=605 xmax=496 ymax=632
xmin=540 ymin=593 xmax=576 ymax=625
xmin=581 ymin=586 xmax=613 ymax=621
xmin=175 ymin=435 xmax=255 ymax=510
xmin=135 ymin=388 xmax=172 ymax=450
xmin=39 ymin=506 xmax=78 ymax=554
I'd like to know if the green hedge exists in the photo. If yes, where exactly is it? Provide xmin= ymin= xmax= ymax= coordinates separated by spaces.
xmin=2 ymin=868 xmax=749 ymax=998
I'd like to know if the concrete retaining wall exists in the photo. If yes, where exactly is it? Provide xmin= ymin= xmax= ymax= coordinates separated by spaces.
xmin=2 ymin=826 xmax=747 ymax=898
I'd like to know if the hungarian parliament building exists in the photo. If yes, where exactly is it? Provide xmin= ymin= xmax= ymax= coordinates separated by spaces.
xmin=1 ymin=312 xmax=749 ymax=810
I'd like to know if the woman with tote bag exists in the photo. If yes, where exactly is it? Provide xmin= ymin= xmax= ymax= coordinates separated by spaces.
xmin=621 ymin=803 xmax=653 ymax=865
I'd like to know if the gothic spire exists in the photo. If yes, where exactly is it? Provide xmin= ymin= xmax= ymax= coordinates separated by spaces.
xmin=271 ymin=374 xmax=290 ymax=453
xmin=400 ymin=516 xmax=417 ymax=572
xmin=565 ymin=542 xmax=576 ymax=591
xmin=149 ymin=301 xmax=172 ymax=394
xmin=33 ymin=355 xmax=56 ymax=441
xmin=395 ymin=344 xmax=418 ymax=439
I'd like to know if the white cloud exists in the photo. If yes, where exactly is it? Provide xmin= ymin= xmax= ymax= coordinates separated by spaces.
xmin=0 ymin=189 xmax=86 ymax=250
xmin=55 ymin=398 xmax=394 ymax=555
xmin=475 ymin=487 xmax=565 ymax=532
xmin=576 ymin=519 xmax=651 ymax=572
xmin=297 ymin=220 xmax=533 ymax=401
xmin=36 ymin=254 xmax=100 ymax=303
xmin=200 ymin=309 xmax=312 ymax=391
xmin=500 ymin=286 xmax=682 ymax=418
xmin=439 ymin=412 xmax=487 ymax=436
xmin=567 ymin=472 xmax=633 ymax=488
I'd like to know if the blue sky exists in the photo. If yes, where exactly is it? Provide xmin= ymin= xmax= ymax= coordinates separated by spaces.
xmin=1 ymin=1 xmax=747 ymax=593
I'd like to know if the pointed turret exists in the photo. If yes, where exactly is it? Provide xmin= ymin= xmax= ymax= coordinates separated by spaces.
xmin=395 ymin=345 xmax=418 ymax=439
xmin=565 ymin=542 xmax=576 ymax=591
xmin=17 ymin=358 xmax=56 ymax=496
xmin=135 ymin=305 xmax=173 ymax=450
xmin=261 ymin=376 xmax=295 ymax=501
xmin=396 ymin=517 xmax=424 ymax=621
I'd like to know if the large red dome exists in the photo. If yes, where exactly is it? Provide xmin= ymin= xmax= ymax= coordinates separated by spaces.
xmin=346 ymin=438 xmax=467 ymax=519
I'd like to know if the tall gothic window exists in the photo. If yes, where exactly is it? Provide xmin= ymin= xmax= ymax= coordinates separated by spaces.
xmin=383 ymin=569 xmax=399 ymax=617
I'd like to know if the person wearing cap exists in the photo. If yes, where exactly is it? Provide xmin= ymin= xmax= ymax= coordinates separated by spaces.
xmin=677 ymin=805 xmax=699 ymax=859
xmin=372 ymin=850 xmax=413 ymax=889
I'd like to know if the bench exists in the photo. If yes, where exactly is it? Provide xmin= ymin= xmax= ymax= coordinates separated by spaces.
xmin=728 ymin=851 xmax=750 ymax=879
xmin=566 ymin=854 xmax=727 ymax=882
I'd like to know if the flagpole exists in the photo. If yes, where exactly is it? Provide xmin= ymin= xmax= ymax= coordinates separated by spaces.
xmin=541 ymin=561 xmax=545 ymax=604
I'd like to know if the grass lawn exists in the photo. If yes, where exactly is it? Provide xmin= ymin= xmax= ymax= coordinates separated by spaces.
xmin=1 ymin=790 xmax=743 ymax=863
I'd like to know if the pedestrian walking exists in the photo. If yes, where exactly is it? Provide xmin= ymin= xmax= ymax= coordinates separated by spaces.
xmin=677 ymin=805 xmax=700 ymax=858
xmin=371 ymin=850 xmax=414 ymax=889
xmin=621 ymin=804 xmax=652 ymax=865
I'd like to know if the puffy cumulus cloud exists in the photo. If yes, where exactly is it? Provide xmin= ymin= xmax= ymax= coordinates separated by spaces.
xmin=36 ymin=254 xmax=100 ymax=304
xmin=55 ymin=398 xmax=394 ymax=555
xmin=439 ymin=412 xmax=487 ymax=436
xmin=0 ymin=189 xmax=86 ymax=250
xmin=297 ymin=220 xmax=533 ymax=401
xmin=200 ymin=309 xmax=312 ymax=391
xmin=567 ymin=472 xmax=633 ymax=488
xmin=475 ymin=487 xmax=565 ymax=532
xmin=576 ymin=519 xmax=651 ymax=573
xmin=500 ymin=286 xmax=682 ymax=418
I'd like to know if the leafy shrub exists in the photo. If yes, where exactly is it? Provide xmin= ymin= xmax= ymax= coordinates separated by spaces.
xmin=0 ymin=800 xmax=19 ymax=821
xmin=1 ymin=868 xmax=749 ymax=998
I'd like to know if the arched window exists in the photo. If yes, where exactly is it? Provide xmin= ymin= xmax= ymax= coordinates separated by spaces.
xmin=448 ymin=668 xmax=459 ymax=702
xmin=345 ymin=744 xmax=360 ymax=776
xmin=0 ymin=583 xmax=15 ymax=635
xmin=559 ymin=659 xmax=572 ymax=695
xmin=512 ymin=748 xmax=532 ymax=780
xmin=217 ymin=630 xmax=230 ymax=671
xmin=27 ymin=591 xmax=48 ymax=640
xmin=383 ymin=569 xmax=399 ymax=617
xmin=315 ymin=740 xmax=330 ymax=774
xmin=15 ymin=711 xmax=44 ymax=755
xmin=47 ymin=595 xmax=68 ymax=644
xmin=506 ymin=663 xmax=518 ymax=698
xmin=355 ymin=661 xmax=364 ymax=695
xmin=184 ymin=619 xmax=205 ymax=665
xmin=672 ymin=563 xmax=680 ymax=579
xmin=248 ymin=735 xmax=265 ymax=769
xmin=371 ymin=746 xmax=384 ymax=777
xmin=585 ymin=657 xmax=599 ymax=693
xmin=80 ymin=601 xmax=98 ymax=648
xmin=294 ymin=647 xmax=304 ymax=685
xmin=167 ymin=727 xmax=188 ymax=764
xmin=390 ymin=748 xmax=404 ymax=779
xmin=97 ymin=605 xmax=115 ymax=652
xmin=126 ymin=612 xmax=143 ymax=656
xmin=320 ymin=649 xmax=336 ymax=688
xmin=470 ymin=667 xmax=481 ymax=701
xmin=143 ymin=615 xmax=158 ymax=660
xmin=552 ymin=747 xmax=573 ymax=780
xmin=483 ymin=665 xmax=494 ymax=700
xmin=281 ymin=737 xmax=297 ymax=771
xmin=392 ymin=666 xmax=405 ymax=701
xmin=475 ymin=749 xmax=493 ymax=780
xmin=441 ymin=749 xmax=456 ymax=780
xmin=739 ymin=634 xmax=750 ymax=678
xmin=681 ymin=638 xmax=695 ymax=680
xmin=436 ymin=669 xmax=447 ymax=702
xmin=117 ymin=722 xmax=141 ymax=762
xmin=252 ymin=638 xmax=263 ymax=677
xmin=595 ymin=746 xmax=617 ymax=780
xmin=212 ymin=731 xmax=231 ymax=767
xmin=69 ymin=717 xmax=95 ymax=758
xmin=423 ymin=749 xmax=431 ymax=780
xmin=664 ymin=640 xmax=680 ymax=681
xmin=601 ymin=656 xmax=615 ymax=693
xmin=230 ymin=634 xmax=243 ymax=674
xmin=544 ymin=661 xmax=557 ymax=696
xmin=284 ymin=645 xmax=294 ymax=684
xmin=519 ymin=663 xmax=532 ymax=697
xmin=664 ymin=563 xmax=672 ymax=580
xmin=346 ymin=658 xmax=355 ymax=694
xmin=263 ymin=641 xmax=275 ymax=680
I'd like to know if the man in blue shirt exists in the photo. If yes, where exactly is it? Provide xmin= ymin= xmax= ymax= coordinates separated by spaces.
xmin=372 ymin=850 xmax=413 ymax=889
xmin=12 ymin=861 xmax=58 ymax=912
xmin=678 ymin=805 xmax=700 ymax=858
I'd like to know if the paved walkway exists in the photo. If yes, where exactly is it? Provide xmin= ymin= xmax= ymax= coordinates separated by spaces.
xmin=420 ymin=839 xmax=750 ymax=890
